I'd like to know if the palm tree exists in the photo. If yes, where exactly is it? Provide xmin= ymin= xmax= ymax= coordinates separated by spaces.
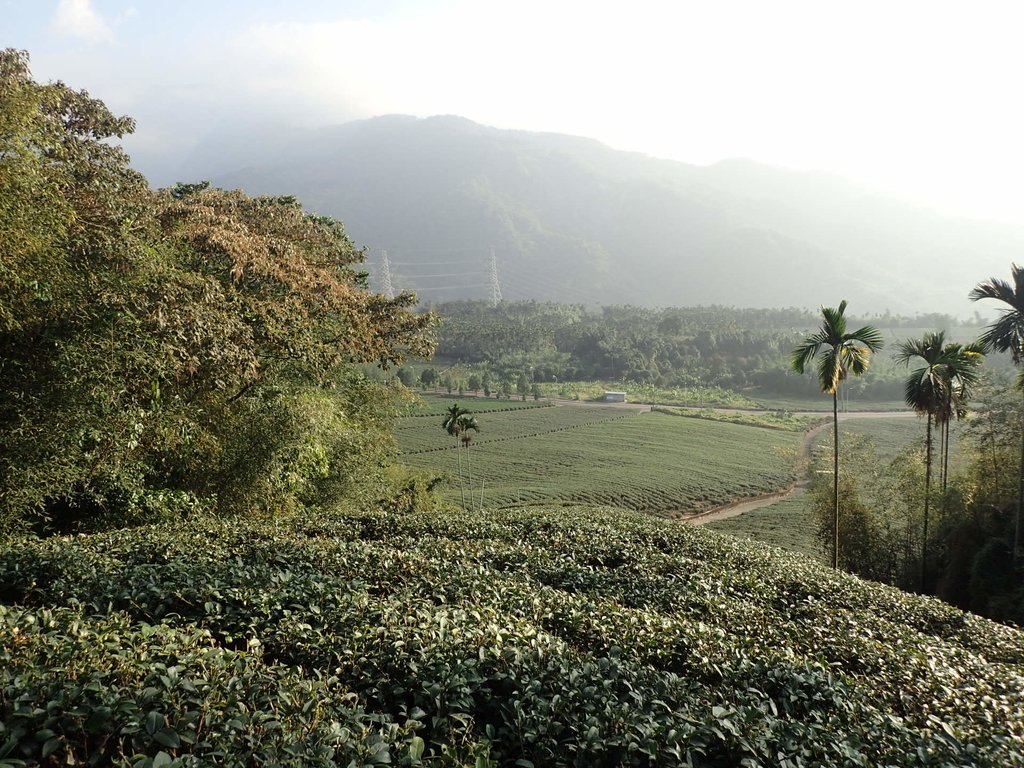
xmin=895 ymin=332 xmax=982 ymax=591
xmin=442 ymin=403 xmax=469 ymax=509
xmin=934 ymin=341 xmax=984 ymax=492
xmin=791 ymin=300 xmax=884 ymax=569
xmin=457 ymin=413 xmax=480 ymax=509
xmin=970 ymin=264 xmax=1024 ymax=563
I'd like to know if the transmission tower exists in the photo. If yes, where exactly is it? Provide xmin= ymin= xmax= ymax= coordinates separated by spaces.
xmin=379 ymin=249 xmax=395 ymax=299
xmin=488 ymin=246 xmax=502 ymax=307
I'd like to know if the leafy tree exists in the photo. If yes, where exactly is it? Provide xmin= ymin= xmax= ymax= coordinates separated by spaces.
xmin=895 ymin=332 xmax=982 ymax=590
xmin=0 ymin=50 xmax=436 ymax=532
xmin=396 ymin=368 xmax=415 ymax=387
xmin=971 ymin=264 xmax=1024 ymax=562
xmin=420 ymin=368 xmax=438 ymax=389
xmin=791 ymin=300 xmax=883 ymax=568
xmin=517 ymin=371 xmax=530 ymax=401
xmin=963 ymin=372 xmax=1023 ymax=504
xmin=467 ymin=373 xmax=481 ymax=392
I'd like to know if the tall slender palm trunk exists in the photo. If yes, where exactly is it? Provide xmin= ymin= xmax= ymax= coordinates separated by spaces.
xmin=833 ymin=391 xmax=840 ymax=570
xmin=921 ymin=412 xmax=933 ymax=592
xmin=1017 ymin=389 xmax=1024 ymax=565
xmin=464 ymin=442 xmax=475 ymax=510
xmin=455 ymin=438 xmax=466 ymax=510
xmin=944 ymin=418 xmax=951 ymax=493
xmin=939 ymin=417 xmax=947 ymax=493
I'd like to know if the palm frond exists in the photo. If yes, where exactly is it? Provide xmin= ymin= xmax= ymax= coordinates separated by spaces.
xmin=903 ymin=367 xmax=942 ymax=413
xmin=791 ymin=301 xmax=879 ymax=395
xmin=819 ymin=301 xmax=848 ymax=339
xmin=969 ymin=265 xmax=1024 ymax=309
xmin=847 ymin=324 xmax=885 ymax=352
xmin=842 ymin=344 xmax=873 ymax=376
xmin=817 ymin=348 xmax=843 ymax=395
xmin=442 ymin=403 xmax=469 ymax=436
xmin=977 ymin=313 xmax=1024 ymax=361
xmin=790 ymin=339 xmax=821 ymax=374
xmin=894 ymin=338 xmax=926 ymax=366
xmin=971 ymin=265 xmax=1024 ymax=362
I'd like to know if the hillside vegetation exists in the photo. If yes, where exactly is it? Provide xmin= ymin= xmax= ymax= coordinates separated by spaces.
xmin=398 ymin=402 xmax=801 ymax=514
xmin=0 ymin=49 xmax=433 ymax=535
xmin=2 ymin=506 xmax=1022 ymax=766
xmin=201 ymin=114 xmax=1024 ymax=313
xmin=7 ymin=48 xmax=1024 ymax=766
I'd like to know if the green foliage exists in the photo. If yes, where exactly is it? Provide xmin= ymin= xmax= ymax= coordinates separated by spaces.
xmin=433 ymin=301 xmax=926 ymax=403
xmin=807 ymin=429 xmax=927 ymax=585
xmin=1 ymin=507 xmax=1022 ymax=765
xmin=706 ymin=494 xmax=821 ymax=559
xmin=538 ymin=380 xmax=762 ymax=408
xmin=800 ymin=413 xmax=1024 ymax=616
xmin=400 ymin=393 xmax=548 ymax=418
xmin=400 ymin=409 xmax=800 ymax=514
xmin=0 ymin=51 xmax=435 ymax=532
xmin=651 ymin=406 xmax=819 ymax=432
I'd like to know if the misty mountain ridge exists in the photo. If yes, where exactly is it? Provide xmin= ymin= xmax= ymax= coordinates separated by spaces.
xmin=164 ymin=115 xmax=1024 ymax=315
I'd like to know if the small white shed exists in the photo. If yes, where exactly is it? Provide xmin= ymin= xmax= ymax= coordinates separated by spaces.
xmin=603 ymin=391 xmax=627 ymax=403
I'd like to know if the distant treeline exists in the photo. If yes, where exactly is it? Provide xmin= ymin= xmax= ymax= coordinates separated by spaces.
xmin=428 ymin=301 xmax=980 ymax=399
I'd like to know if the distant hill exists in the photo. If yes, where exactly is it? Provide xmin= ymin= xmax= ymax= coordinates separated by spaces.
xmin=167 ymin=115 xmax=1024 ymax=314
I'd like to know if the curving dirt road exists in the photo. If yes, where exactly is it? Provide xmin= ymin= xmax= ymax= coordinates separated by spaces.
xmin=419 ymin=388 xmax=912 ymax=524
xmin=683 ymin=411 xmax=915 ymax=525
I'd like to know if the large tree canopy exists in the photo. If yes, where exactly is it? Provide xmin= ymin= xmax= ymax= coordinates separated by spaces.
xmin=0 ymin=49 xmax=435 ymax=532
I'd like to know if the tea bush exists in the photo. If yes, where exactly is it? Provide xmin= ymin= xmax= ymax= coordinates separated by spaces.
xmin=2 ymin=506 xmax=1022 ymax=765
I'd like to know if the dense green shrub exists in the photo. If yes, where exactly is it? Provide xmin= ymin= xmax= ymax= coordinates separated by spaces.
xmin=0 ymin=50 xmax=435 ymax=534
xmin=2 ymin=506 xmax=1022 ymax=765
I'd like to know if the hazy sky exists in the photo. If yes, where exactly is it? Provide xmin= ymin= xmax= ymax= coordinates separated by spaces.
xmin=5 ymin=0 xmax=1023 ymax=222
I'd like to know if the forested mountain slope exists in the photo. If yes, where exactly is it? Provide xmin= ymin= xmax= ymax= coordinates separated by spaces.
xmin=179 ymin=115 xmax=1024 ymax=313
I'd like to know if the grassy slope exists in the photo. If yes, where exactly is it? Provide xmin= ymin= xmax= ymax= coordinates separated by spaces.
xmin=707 ymin=415 xmax=965 ymax=558
xmin=706 ymin=493 xmax=821 ymax=559
xmin=399 ymin=408 xmax=802 ymax=514
xmin=1 ymin=506 xmax=1022 ymax=766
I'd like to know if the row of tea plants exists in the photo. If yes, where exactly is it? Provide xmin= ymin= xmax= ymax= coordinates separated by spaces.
xmin=2 ymin=505 xmax=1022 ymax=766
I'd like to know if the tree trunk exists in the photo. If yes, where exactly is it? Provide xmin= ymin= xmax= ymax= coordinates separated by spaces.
xmin=939 ymin=417 xmax=947 ymax=493
xmin=921 ymin=412 xmax=933 ymax=593
xmin=1017 ymin=389 xmax=1023 ymax=565
xmin=464 ymin=443 xmax=475 ymax=510
xmin=833 ymin=390 xmax=840 ymax=570
xmin=946 ymin=418 xmax=951 ymax=492
xmin=456 ymin=439 xmax=466 ymax=511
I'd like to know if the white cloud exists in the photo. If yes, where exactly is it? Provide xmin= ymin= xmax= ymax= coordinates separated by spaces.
xmin=52 ymin=0 xmax=114 ymax=45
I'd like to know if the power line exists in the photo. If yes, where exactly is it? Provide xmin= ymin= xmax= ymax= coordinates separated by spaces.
xmin=393 ymin=272 xmax=487 ymax=280
xmin=391 ymin=260 xmax=487 ymax=268
xmin=411 ymin=283 xmax=491 ymax=292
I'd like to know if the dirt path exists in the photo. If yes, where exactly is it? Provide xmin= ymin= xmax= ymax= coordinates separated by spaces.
xmin=683 ymin=411 xmax=916 ymax=525
xmin=420 ymin=389 xmax=913 ymax=524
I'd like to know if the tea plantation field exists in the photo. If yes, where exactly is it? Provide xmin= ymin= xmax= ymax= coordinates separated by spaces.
xmin=398 ymin=403 xmax=802 ymax=515
xmin=2 ymin=507 xmax=1021 ymax=765
xmin=706 ymin=414 xmax=960 ymax=558
xmin=706 ymin=493 xmax=821 ymax=559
